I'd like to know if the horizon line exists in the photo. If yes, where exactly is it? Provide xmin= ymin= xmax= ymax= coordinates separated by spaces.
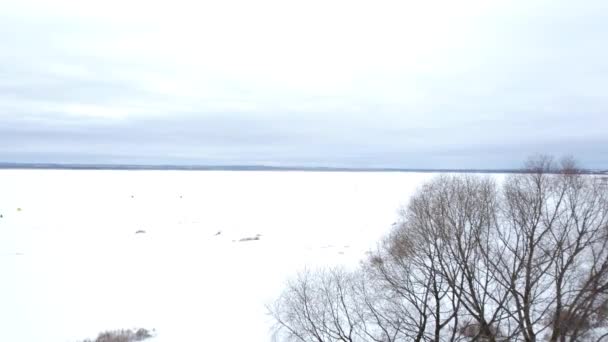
xmin=1 ymin=162 xmax=606 ymax=174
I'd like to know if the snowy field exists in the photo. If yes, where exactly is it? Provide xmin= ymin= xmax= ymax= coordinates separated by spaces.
xmin=0 ymin=170 xmax=440 ymax=342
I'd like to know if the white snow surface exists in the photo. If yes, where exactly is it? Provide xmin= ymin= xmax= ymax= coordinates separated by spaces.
xmin=0 ymin=170 xmax=438 ymax=342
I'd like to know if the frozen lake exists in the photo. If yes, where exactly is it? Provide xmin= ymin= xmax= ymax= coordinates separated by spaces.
xmin=0 ymin=170 xmax=437 ymax=342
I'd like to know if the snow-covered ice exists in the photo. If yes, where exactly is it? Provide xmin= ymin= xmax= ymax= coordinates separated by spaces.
xmin=0 ymin=170 xmax=436 ymax=342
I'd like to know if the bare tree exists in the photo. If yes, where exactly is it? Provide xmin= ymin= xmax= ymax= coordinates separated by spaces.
xmin=399 ymin=175 xmax=509 ymax=342
xmin=269 ymin=268 xmax=363 ymax=342
xmin=269 ymin=156 xmax=608 ymax=342
xmin=479 ymin=156 xmax=608 ymax=341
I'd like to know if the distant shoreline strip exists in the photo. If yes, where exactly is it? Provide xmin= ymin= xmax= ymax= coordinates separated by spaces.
xmin=0 ymin=163 xmax=606 ymax=174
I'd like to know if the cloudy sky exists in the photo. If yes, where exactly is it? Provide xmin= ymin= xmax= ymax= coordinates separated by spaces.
xmin=1 ymin=0 xmax=607 ymax=168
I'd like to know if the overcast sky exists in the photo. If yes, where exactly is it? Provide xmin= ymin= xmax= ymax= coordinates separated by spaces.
xmin=1 ymin=0 xmax=607 ymax=168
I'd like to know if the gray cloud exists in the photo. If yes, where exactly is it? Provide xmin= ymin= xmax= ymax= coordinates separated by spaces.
xmin=1 ymin=0 xmax=607 ymax=169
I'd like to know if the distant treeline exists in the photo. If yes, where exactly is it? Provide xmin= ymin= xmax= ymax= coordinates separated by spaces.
xmin=1 ymin=162 xmax=606 ymax=174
